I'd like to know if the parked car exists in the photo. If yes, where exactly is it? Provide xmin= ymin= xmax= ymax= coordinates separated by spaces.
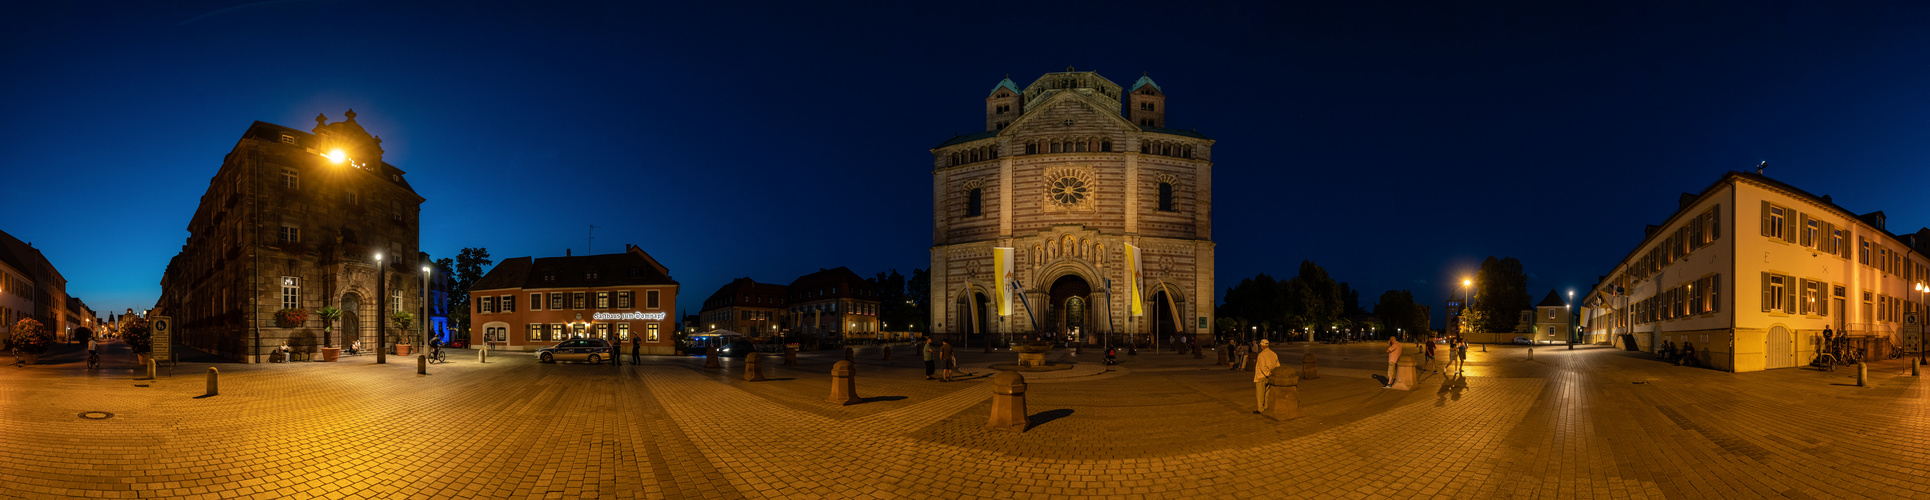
xmin=535 ymin=338 xmax=613 ymax=364
xmin=446 ymin=338 xmax=469 ymax=349
xmin=718 ymin=340 xmax=755 ymax=358
xmin=1512 ymin=336 xmax=1533 ymax=345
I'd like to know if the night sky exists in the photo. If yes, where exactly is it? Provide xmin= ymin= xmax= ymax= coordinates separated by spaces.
xmin=7 ymin=1 xmax=1930 ymax=327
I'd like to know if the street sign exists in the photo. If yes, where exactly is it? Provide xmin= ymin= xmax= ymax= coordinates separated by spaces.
xmin=152 ymin=316 xmax=172 ymax=363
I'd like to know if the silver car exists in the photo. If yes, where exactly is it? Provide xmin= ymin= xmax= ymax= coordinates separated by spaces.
xmin=535 ymin=338 xmax=613 ymax=364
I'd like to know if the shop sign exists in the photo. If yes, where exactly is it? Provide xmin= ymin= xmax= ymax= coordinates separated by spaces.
xmin=593 ymin=311 xmax=666 ymax=321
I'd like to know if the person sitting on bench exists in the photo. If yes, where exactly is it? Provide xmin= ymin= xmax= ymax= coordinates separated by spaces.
xmin=1679 ymin=342 xmax=1698 ymax=367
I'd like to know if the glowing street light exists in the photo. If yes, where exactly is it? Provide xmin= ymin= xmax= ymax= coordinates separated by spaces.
xmin=324 ymin=149 xmax=348 ymax=164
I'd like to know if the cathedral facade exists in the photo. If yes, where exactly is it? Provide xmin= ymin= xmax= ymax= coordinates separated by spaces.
xmin=930 ymin=69 xmax=1215 ymax=346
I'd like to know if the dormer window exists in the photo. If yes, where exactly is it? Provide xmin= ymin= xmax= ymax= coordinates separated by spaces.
xmin=543 ymin=272 xmax=556 ymax=282
xmin=586 ymin=271 xmax=599 ymax=280
xmin=280 ymin=134 xmax=296 ymax=145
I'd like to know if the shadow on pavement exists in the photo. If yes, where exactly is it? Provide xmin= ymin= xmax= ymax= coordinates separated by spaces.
xmin=856 ymin=395 xmax=908 ymax=404
xmin=1028 ymin=408 xmax=1074 ymax=428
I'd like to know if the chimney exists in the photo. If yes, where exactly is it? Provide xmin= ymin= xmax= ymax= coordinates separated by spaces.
xmin=566 ymin=249 xmax=572 ymax=257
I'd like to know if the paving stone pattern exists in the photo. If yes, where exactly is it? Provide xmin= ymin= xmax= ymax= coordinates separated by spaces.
xmin=2 ymin=340 xmax=1927 ymax=499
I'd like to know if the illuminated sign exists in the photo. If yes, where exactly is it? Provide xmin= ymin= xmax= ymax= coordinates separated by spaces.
xmin=593 ymin=311 xmax=666 ymax=321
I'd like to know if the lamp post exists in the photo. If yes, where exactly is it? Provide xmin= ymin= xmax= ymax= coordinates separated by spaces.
xmin=421 ymin=265 xmax=431 ymax=354
xmin=1916 ymin=283 xmax=1927 ymax=365
xmin=1567 ymin=290 xmax=1575 ymax=350
xmin=375 ymin=252 xmax=386 ymax=365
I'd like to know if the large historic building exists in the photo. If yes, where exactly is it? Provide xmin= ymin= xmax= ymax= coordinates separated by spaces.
xmin=787 ymin=267 xmax=880 ymax=343
xmin=156 ymin=110 xmax=426 ymax=362
xmin=1580 ymin=170 xmax=1930 ymax=372
xmin=930 ymin=69 xmax=1215 ymax=346
xmin=697 ymin=277 xmax=789 ymax=336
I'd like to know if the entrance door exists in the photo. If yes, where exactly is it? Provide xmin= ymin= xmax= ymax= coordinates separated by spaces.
xmin=340 ymin=293 xmax=362 ymax=348
xmin=1766 ymin=325 xmax=1793 ymax=369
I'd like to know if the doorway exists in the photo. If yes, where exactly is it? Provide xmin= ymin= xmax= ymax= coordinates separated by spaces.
xmin=1047 ymin=275 xmax=1093 ymax=339
xmin=340 ymin=292 xmax=362 ymax=349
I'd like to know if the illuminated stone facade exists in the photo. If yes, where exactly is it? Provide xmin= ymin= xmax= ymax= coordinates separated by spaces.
xmin=930 ymin=69 xmax=1215 ymax=346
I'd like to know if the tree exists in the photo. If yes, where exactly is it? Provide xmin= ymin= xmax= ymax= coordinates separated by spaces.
xmin=1473 ymin=256 xmax=1531 ymax=334
xmin=907 ymin=268 xmax=930 ymax=334
xmin=447 ymin=248 xmax=491 ymax=339
xmin=869 ymin=269 xmax=920 ymax=334
xmin=1373 ymin=290 xmax=1431 ymax=342
xmin=9 ymin=318 xmax=52 ymax=354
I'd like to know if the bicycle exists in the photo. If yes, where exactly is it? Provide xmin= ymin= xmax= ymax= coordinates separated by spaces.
xmin=428 ymin=348 xmax=446 ymax=364
xmin=86 ymin=352 xmax=100 ymax=370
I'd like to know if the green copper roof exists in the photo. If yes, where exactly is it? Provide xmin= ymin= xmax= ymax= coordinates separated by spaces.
xmin=990 ymin=78 xmax=1020 ymax=97
xmin=1130 ymin=75 xmax=1162 ymax=93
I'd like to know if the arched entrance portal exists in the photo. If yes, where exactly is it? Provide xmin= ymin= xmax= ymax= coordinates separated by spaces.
xmin=340 ymin=293 xmax=362 ymax=349
xmin=956 ymin=292 xmax=990 ymax=346
xmin=1047 ymin=275 xmax=1093 ymax=342
xmin=1152 ymin=289 xmax=1181 ymax=348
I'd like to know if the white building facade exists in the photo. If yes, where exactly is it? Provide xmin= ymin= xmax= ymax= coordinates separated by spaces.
xmin=1582 ymin=171 xmax=1928 ymax=372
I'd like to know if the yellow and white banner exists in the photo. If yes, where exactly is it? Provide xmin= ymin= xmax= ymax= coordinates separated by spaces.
xmin=993 ymin=247 xmax=1014 ymax=316
xmin=1126 ymin=243 xmax=1144 ymax=316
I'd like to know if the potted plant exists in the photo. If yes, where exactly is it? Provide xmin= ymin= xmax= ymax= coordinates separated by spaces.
xmin=391 ymin=311 xmax=414 ymax=355
xmin=121 ymin=317 xmax=153 ymax=366
xmin=274 ymin=308 xmax=308 ymax=328
xmin=9 ymin=318 xmax=51 ymax=365
xmin=316 ymin=306 xmax=343 ymax=361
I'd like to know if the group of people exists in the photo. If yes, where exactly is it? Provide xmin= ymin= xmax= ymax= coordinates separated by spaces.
xmin=1657 ymin=340 xmax=1699 ymax=367
xmin=922 ymin=338 xmax=958 ymax=382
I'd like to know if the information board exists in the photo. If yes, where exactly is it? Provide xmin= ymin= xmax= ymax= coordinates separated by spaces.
xmin=152 ymin=316 xmax=172 ymax=362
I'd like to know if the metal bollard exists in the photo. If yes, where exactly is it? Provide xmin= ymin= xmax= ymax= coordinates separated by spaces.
xmin=1858 ymin=362 xmax=1868 ymax=387
xmin=205 ymin=367 xmax=219 ymax=397
xmin=418 ymin=354 xmax=427 ymax=374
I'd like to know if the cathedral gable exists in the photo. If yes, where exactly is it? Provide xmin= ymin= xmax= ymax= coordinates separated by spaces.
xmin=1001 ymin=92 xmax=1137 ymax=139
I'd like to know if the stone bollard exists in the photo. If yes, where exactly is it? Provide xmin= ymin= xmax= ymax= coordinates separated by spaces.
xmin=147 ymin=359 xmax=157 ymax=380
xmin=1301 ymin=353 xmax=1319 ymax=379
xmin=1216 ymin=348 xmax=1229 ymax=365
xmin=479 ymin=349 xmax=487 ymax=363
xmin=882 ymin=345 xmax=892 ymax=362
xmin=1265 ymin=368 xmax=1304 ymax=421
xmin=1858 ymin=362 xmax=1868 ymax=387
xmin=844 ymin=347 xmax=856 ymax=365
xmin=986 ymin=370 xmax=1028 ymax=432
xmin=1390 ymin=355 xmax=1419 ymax=391
xmin=417 ymin=354 xmax=427 ymax=374
xmin=827 ymin=360 xmax=860 ymax=405
xmin=784 ymin=346 xmax=797 ymax=366
xmin=1193 ymin=345 xmax=1204 ymax=359
xmin=706 ymin=346 xmax=721 ymax=369
xmin=205 ymin=367 xmax=219 ymax=397
xmin=745 ymin=352 xmax=766 ymax=382
xmin=1915 ymin=357 xmax=1921 ymax=377
xmin=1527 ymin=347 xmax=1534 ymax=361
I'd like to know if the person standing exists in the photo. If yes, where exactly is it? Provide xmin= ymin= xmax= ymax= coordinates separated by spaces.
xmin=86 ymin=338 xmax=98 ymax=368
xmin=939 ymin=341 xmax=956 ymax=382
xmin=1455 ymin=336 xmax=1469 ymax=373
xmin=630 ymin=335 xmax=642 ymax=364
xmin=922 ymin=337 xmax=937 ymax=380
xmin=1422 ymin=337 xmax=1437 ymax=374
xmin=1252 ymin=339 xmax=1280 ymax=413
xmin=1384 ymin=337 xmax=1402 ymax=388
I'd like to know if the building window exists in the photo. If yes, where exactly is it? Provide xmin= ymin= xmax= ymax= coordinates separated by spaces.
xmin=1765 ymin=275 xmax=1786 ymax=312
xmin=646 ymin=290 xmax=660 ymax=309
xmin=526 ymin=324 xmax=539 ymax=342
xmin=618 ymin=291 xmax=632 ymax=308
xmin=550 ymin=323 xmax=564 ymax=341
xmin=393 ymin=290 xmax=403 ymax=312
xmin=391 ymin=201 xmax=402 ymax=222
xmin=550 ymin=292 xmax=563 ymax=310
xmin=1833 ymin=230 xmax=1847 ymax=258
xmin=1802 ymin=280 xmax=1819 ymax=315
xmin=1860 ymin=238 xmax=1871 ymax=265
xmin=618 ymin=323 xmax=630 ymax=340
xmin=348 ymin=192 xmax=359 ymax=205
xmin=647 ymin=324 xmax=660 ymax=342
xmin=597 ymin=292 xmax=610 ymax=309
xmin=1158 ymin=183 xmax=1175 ymax=212
xmin=280 ymin=134 xmax=296 ymax=145
xmin=573 ymin=292 xmax=586 ymax=309
xmin=596 ymin=323 xmax=610 ymax=339
xmin=481 ymin=296 xmax=495 ymax=313
xmin=530 ymin=293 xmax=542 ymax=310
xmin=966 ymin=188 xmax=983 ymax=217
xmin=281 ymin=169 xmax=298 ymax=189
xmin=279 ymin=226 xmax=300 ymax=244
xmin=500 ymin=294 xmax=514 ymax=312
xmin=281 ymin=277 xmax=299 ymax=311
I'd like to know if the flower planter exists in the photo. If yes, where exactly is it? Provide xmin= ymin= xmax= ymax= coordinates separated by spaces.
xmin=396 ymin=344 xmax=412 ymax=356
xmin=321 ymin=347 xmax=340 ymax=362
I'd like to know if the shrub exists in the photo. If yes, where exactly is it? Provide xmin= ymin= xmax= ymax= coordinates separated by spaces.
xmin=9 ymin=318 xmax=52 ymax=354
xmin=122 ymin=317 xmax=153 ymax=354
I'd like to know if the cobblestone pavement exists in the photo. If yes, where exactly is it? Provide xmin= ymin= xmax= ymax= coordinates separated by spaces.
xmin=3 ymin=340 xmax=1927 ymax=499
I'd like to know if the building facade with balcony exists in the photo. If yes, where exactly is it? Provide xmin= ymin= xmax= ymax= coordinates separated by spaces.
xmin=697 ymin=277 xmax=788 ymax=338
xmin=155 ymin=110 xmax=426 ymax=362
xmin=468 ymin=244 xmax=679 ymax=355
xmin=1581 ymin=171 xmax=1930 ymax=372
xmin=930 ymin=69 xmax=1215 ymax=348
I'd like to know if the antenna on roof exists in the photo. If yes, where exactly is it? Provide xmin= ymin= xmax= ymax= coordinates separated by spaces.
xmin=587 ymin=225 xmax=600 ymax=255
xmin=1757 ymin=161 xmax=1767 ymax=175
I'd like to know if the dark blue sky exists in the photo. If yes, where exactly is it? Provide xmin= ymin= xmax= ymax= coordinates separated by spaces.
xmin=6 ymin=1 xmax=1930 ymax=325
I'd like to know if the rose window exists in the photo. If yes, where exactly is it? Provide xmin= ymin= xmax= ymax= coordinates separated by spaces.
xmin=1049 ymin=176 xmax=1089 ymax=205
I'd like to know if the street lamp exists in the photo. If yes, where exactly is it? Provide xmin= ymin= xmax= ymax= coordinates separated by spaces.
xmin=375 ymin=252 xmax=386 ymax=365
xmin=1567 ymin=290 xmax=1575 ymax=349
xmin=422 ymin=265 xmax=431 ymax=355
xmin=1916 ymin=283 xmax=1927 ymax=365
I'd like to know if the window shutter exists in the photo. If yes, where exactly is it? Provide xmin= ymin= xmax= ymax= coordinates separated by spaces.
xmin=1784 ymin=274 xmax=1797 ymax=314
xmin=1820 ymin=221 xmax=1833 ymax=254
xmin=1783 ymin=210 xmax=1798 ymax=243
xmin=1761 ymin=201 xmax=1774 ymax=236
xmin=1710 ymin=205 xmax=1721 ymax=240
xmin=1761 ymin=272 xmax=1772 ymax=312
xmin=1818 ymin=281 xmax=1826 ymax=316
xmin=1711 ymin=274 xmax=1721 ymax=313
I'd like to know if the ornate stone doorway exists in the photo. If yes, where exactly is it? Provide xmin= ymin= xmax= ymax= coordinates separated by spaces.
xmin=340 ymin=293 xmax=362 ymax=349
xmin=1048 ymin=275 xmax=1093 ymax=338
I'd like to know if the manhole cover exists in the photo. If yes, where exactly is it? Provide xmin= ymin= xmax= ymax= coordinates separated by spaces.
xmin=78 ymin=411 xmax=113 ymax=420
xmin=133 ymin=384 xmax=149 ymax=388
xmin=1632 ymin=381 xmax=1649 ymax=385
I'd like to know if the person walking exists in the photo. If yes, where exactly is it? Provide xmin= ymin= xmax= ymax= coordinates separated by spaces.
xmin=1252 ymin=339 xmax=1280 ymax=414
xmin=86 ymin=337 xmax=98 ymax=369
xmin=1384 ymin=337 xmax=1402 ymax=388
xmin=922 ymin=337 xmax=938 ymax=380
xmin=1422 ymin=337 xmax=1437 ymax=374
xmin=939 ymin=341 xmax=956 ymax=382
xmin=1454 ymin=336 xmax=1468 ymax=373
xmin=630 ymin=335 xmax=642 ymax=364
